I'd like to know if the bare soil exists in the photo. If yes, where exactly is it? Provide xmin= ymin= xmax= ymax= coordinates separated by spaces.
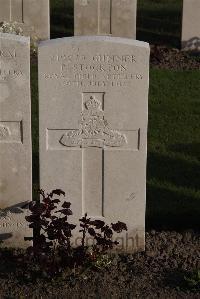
xmin=150 ymin=45 xmax=200 ymax=70
xmin=0 ymin=230 xmax=199 ymax=298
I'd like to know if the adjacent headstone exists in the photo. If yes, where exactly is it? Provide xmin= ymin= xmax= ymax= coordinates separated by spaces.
xmin=39 ymin=36 xmax=149 ymax=252
xmin=182 ymin=0 xmax=200 ymax=51
xmin=0 ymin=0 xmax=50 ymax=40
xmin=0 ymin=33 xmax=32 ymax=247
xmin=74 ymin=0 xmax=137 ymax=38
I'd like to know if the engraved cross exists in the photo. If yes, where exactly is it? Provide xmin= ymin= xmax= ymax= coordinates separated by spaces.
xmin=49 ymin=92 xmax=139 ymax=218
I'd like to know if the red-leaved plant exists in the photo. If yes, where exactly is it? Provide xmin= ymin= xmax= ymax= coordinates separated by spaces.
xmin=25 ymin=189 xmax=127 ymax=277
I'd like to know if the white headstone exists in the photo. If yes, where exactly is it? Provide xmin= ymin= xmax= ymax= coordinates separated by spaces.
xmin=0 ymin=33 xmax=32 ymax=248
xmin=39 ymin=36 xmax=149 ymax=252
xmin=0 ymin=0 xmax=50 ymax=40
xmin=182 ymin=0 xmax=200 ymax=51
xmin=74 ymin=0 xmax=137 ymax=38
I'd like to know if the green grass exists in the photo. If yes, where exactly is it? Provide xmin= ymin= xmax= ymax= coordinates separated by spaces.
xmin=50 ymin=0 xmax=74 ymax=38
xmin=147 ymin=69 xmax=200 ymax=229
xmin=137 ymin=0 xmax=183 ymax=48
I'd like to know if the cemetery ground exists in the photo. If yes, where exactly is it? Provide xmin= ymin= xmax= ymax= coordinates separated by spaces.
xmin=0 ymin=0 xmax=200 ymax=298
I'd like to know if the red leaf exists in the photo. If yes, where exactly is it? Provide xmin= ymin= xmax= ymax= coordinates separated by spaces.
xmin=49 ymin=189 xmax=65 ymax=197
xmin=111 ymin=221 xmax=127 ymax=233
xmin=62 ymin=202 xmax=71 ymax=208
xmin=88 ymin=228 xmax=96 ymax=236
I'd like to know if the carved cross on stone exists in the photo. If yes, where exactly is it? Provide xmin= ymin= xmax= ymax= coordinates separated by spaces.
xmin=48 ymin=92 xmax=139 ymax=218
xmin=75 ymin=0 xmax=137 ymax=38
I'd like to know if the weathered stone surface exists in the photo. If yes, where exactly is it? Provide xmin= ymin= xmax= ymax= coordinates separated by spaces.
xmin=39 ymin=36 xmax=149 ymax=252
xmin=74 ymin=0 xmax=137 ymax=38
xmin=182 ymin=0 xmax=200 ymax=51
xmin=0 ymin=0 xmax=50 ymax=40
xmin=0 ymin=33 xmax=32 ymax=248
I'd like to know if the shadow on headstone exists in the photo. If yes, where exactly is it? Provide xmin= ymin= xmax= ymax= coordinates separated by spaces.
xmin=0 ymin=202 xmax=30 ymax=244
xmin=0 ymin=201 xmax=29 ymax=215
xmin=0 ymin=233 xmax=13 ymax=243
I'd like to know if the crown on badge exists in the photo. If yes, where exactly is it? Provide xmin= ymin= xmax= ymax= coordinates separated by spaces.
xmin=85 ymin=96 xmax=101 ymax=110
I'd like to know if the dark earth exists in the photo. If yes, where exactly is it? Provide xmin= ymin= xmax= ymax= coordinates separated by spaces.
xmin=150 ymin=46 xmax=200 ymax=70
xmin=0 ymin=230 xmax=199 ymax=298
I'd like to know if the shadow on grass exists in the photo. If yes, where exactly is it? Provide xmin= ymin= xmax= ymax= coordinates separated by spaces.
xmin=148 ymin=151 xmax=200 ymax=190
xmin=137 ymin=0 xmax=183 ymax=48
xmin=146 ymin=150 xmax=200 ymax=230
xmin=169 ymin=143 xmax=200 ymax=162
xmin=50 ymin=0 xmax=74 ymax=38
xmin=147 ymin=184 xmax=200 ymax=230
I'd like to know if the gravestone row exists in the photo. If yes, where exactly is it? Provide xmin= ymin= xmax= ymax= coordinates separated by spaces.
xmin=0 ymin=0 xmax=200 ymax=50
xmin=0 ymin=0 xmax=50 ymax=40
xmin=0 ymin=32 xmax=149 ymax=251
xmin=2 ymin=0 xmax=199 ymax=250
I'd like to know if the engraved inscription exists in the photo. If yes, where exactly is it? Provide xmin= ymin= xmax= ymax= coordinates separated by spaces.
xmin=60 ymin=95 xmax=127 ymax=148
xmin=0 ymin=210 xmax=29 ymax=230
xmin=0 ymin=49 xmax=16 ymax=59
xmin=0 ymin=125 xmax=11 ymax=140
xmin=45 ymin=51 xmax=144 ymax=88
xmin=0 ymin=68 xmax=23 ymax=82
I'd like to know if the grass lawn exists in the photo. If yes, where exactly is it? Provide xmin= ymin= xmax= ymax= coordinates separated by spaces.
xmin=137 ymin=0 xmax=183 ymax=48
xmin=147 ymin=69 xmax=200 ymax=230
xmin=50 ymin=0 xmax=74 ymax=38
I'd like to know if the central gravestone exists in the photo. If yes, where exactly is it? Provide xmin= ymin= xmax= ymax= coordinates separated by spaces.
xmin=0 ymin=0 xmax=50 ymax=40
xmin=39 ymin=36 xmax=149 ymax=252
xmin=74 ymin=0 xmax=137 ymax=38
